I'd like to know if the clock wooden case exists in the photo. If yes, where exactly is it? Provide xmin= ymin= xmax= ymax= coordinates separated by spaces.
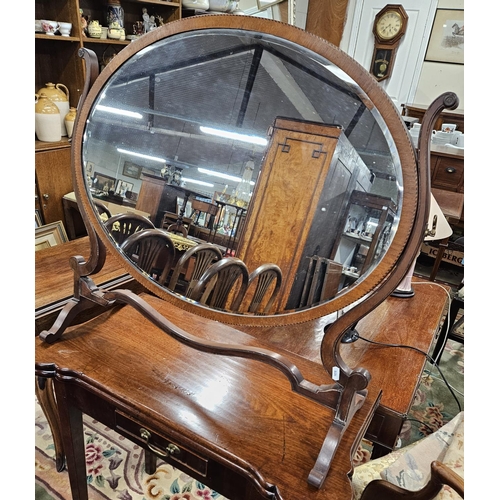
xmin=370 ymin=4 xmax=408 ymax=82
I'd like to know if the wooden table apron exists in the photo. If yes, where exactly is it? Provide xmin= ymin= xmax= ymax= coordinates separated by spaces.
xmin=35 ymin=294 xmax=380 ymax=500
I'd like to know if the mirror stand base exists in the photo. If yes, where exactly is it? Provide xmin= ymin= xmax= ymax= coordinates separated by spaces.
xmin=390 ymin=288 xmax=415 ymax=299
xmin=341 ymin=326 xmax=360 ymax=344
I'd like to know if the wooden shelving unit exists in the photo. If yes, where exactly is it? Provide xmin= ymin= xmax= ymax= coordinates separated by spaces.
xmin=35 ymin=0 xmax=182 ymax=227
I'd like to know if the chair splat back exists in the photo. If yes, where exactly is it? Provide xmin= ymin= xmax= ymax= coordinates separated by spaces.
xmin=165 ymin=243 xmax=223 ymax=293
xmin=104 ymin=213 xmax=155 ymax=245
xmin=120 ymin=229 xmax=176 ymax=276
xmin=245 ymin=263 xmax=282 ymax=314
xmin=190 ymin=257 xmax=249 ymax=311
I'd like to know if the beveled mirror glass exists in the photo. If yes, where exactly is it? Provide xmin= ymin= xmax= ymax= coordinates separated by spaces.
xmin=75 ymin=16 xmax=418 ymax=326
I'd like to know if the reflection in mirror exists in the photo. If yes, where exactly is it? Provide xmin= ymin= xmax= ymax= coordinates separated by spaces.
xmin=83 ymin=28 xmax=403 ymax=313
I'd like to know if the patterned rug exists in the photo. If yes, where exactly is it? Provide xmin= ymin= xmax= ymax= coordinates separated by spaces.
xmin=35 ymin=336 xmax=464 ymax=500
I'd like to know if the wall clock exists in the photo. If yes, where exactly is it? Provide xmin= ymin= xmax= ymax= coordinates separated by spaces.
xmin=370 ymin=4 xmax=408 ymax=82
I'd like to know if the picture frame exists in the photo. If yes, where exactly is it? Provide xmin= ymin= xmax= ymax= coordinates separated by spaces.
xmin=85 ymin=161 xmax=94 ymax=177
xmin=35 ymin=210 xmax=43 ymax=228
xmin=93 ymin=172 xmax=117 ymax=193
xmin=122 ymin=161 xmax=143 ymax=179
xmin=424 ymin=9 xmax=464 ymax=65
xmin=115 ymin=179 xmax=134 ymax=196
xmin=35 ymin=220 xmax=69 ymax=251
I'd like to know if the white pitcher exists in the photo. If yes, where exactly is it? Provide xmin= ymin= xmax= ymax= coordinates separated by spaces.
xmin=35 ymin=93 xmax=61 ymax=142
xmin=37 ymin=82 xmax=70 ymax=136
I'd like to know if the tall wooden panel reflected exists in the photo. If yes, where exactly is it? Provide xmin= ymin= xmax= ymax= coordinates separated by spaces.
xmin=237 ymin=117 xmax=342 ymax=311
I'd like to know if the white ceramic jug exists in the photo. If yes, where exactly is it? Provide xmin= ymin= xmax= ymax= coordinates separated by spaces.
xmin=64 ymin=107 xmax=77 ymax=138
xmin=37 ymin=82 xmax=70 ymax=136
xmin=35 ymin=93 xmax=61 ymax=142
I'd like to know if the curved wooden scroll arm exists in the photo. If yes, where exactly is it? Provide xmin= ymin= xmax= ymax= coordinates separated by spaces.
xmin=71 ymin=48 xmax=108 ymax=280
xmin=308 ymin=92 xmax=459 ymax=490
xmin=324 ymin=92 xmax=460 ymax=380
xmin=102 ymin=288 xmax=342 ymax=409
xmin=38 ymin=49 xmax=109 ymax=346
xmin=359 ymin=461 xmax=464 ymax=499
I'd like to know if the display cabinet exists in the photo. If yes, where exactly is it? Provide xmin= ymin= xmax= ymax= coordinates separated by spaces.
xmin=333 ymin=191 xmax=397 ymax=287
xmin=35 ymin=0 xmax=182 ymax=227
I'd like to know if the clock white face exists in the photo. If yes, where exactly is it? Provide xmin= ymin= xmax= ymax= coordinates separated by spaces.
xmin=376 ymin=11 xmax=403 ymax=40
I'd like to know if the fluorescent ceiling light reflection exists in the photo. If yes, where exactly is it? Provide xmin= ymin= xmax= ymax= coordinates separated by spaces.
xmin=117 ymin=148 xmax=166 ymax=163
xmin=198 ymin=167 xmax=241 ymax=182
xmin=96 ymin=105 xmax=143 ymax=119
xmin=200 ymin=126 xmax=268 ymax=146
xmin=182 ymin=177 xmax=214 ymax=187
xmin=198 ymin=167 xmax=255 ymax=185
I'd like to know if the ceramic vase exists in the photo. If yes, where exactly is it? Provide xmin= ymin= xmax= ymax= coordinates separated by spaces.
xmin=35 ymin=93 xmax=61 ymax=142
xmin=37 ymin=82 xmax=70 ymax=136
xmin=64 ymin=107 xmax=77 ymax=138
xmin=107 ymin=0 xmax=124 ymax=28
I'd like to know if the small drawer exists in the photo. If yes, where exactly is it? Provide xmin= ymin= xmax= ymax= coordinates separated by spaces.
xmin=432 ymin=157 xmax=464 ymax=191
xmin=115 ymin=411 xmax=208 ymax=477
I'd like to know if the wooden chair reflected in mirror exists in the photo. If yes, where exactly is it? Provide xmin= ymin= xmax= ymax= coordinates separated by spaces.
xmin=190 ymin=257 xmax=249 ymax=311
xmin=93 ymin=199 xmax=112 ymax=220
xmin=242 ymin=263 xmax=282 ymax=314
xmin=120 ymin=228 xmax=176 ymax=277
xmin=163 ymin=242 xmax=223 ymax=295
xmin=104 ymin=213 xmax=155 ymax=245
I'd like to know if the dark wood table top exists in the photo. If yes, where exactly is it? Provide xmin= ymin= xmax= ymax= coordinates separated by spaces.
xmin=34 ymin=236 xmax=447 ymax=496
xmin=35 ymin=236 xmax=129 ymax=312
xmin=35 ymin=236 xmax=448 ymax=422
xmin=238 ymin=278 xmax=449 ymax=417
xmin=35 ymin=292 xmax=380 ymax=499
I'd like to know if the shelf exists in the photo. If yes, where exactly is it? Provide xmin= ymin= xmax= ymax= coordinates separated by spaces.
xmin=83 ymin=38 xmax=130 ymax=46
xmin=35 ymin=138 xmax=72 ymax=152
xmin=35 ymin=34 xmax=81 ymax=42
xmin=134 ymin=0 xmax=181 ymax=5
xmin=342 ymin=232 xmax=372 ymax=243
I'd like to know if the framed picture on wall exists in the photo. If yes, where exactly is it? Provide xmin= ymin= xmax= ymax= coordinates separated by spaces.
xmin=122 ymin=161 xmax=143 ymax=179
xmin=115 ymin=179 xmax=134 ymax=196
xmin=93 ymin=172 xmax=117 ymax=193
xmin=85 ymin=161 xmax=94 ymax=177
xmin=424 ymin=9 xmax=464 ymax=65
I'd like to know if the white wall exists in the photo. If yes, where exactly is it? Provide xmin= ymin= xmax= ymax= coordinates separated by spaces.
xmin=413 ymin=0 xmax=464 ymax=109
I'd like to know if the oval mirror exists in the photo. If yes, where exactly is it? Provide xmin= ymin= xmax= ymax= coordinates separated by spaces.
xmin=74 ymin=15 xmax=418 ymax=327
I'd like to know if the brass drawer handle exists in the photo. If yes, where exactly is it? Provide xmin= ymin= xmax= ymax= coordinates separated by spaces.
xmin=445 ymin=167 xmax=456 ymax=174
xmin=140 ymin=428 xmax=180 ymax=458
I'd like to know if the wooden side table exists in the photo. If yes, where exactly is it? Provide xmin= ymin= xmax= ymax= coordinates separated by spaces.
xmin=36 ymin=293 xmax=380 ymax=500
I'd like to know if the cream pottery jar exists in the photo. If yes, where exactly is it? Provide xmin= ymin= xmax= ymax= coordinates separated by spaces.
xmin=35 ymin=93 xmax=61 ymax=142
xmin=37 ymin=82 xmax=70 ymax=136
xmin=88 ymin=20 xmax=102 ymax=38
xmin=64 ymin=107 xmax=77 ymax=138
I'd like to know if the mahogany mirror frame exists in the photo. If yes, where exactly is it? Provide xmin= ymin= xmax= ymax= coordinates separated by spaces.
xmin=70 ymin=15 xmax=449 ymax=353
